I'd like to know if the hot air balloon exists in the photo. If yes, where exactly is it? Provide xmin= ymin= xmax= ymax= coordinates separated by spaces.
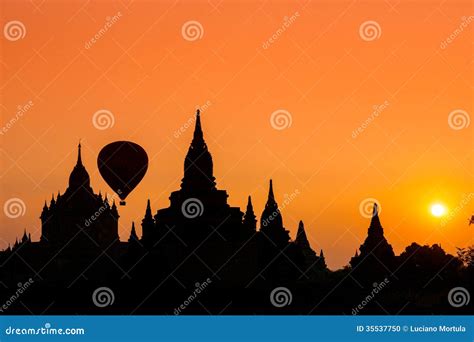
xmin=97 ymin=141 xmax=148 ymax=205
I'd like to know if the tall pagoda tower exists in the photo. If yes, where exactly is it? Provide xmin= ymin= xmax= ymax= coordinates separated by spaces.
xmin=259 ymin=180 xmax=290 ymax=248
xmin=350 ymin=203 xmax=395 ymax=280
xmin=40 ymin=143 xmax=119 ymax=249
xmin=150 ymin=110 xmax=254 ymax=285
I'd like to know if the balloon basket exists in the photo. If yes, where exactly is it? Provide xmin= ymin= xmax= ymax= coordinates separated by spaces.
xmin=120 ymin=201 xmax=126 ymax=206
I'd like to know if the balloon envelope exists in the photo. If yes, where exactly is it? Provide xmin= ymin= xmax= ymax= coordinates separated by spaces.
xmin=97 ymin=141 xmax=148 ymax=205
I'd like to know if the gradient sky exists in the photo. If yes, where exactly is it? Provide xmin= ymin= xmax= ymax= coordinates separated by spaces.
xmin=0 ymin=0 xmax=472 ymax=269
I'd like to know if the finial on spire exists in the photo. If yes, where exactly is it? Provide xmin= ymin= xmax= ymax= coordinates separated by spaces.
xmin=245 ymin=196 xmax=255 ymax=216
xmin=372 ymin=202 xmax=378 ymax=217
xmin=77 ymin=140 xmax=83 ymax=166
xmin=369 ymin=202 xmax=383 ymax=231
xmin=268 ymin=179 xmax=275 ymax=203
xmin=193 ymin=109 xmax=203 ymax=142
xmin=143 ymin=199 xmax=153 ymax=221
xmin=243 ymin=195 xmax=257 ymax=231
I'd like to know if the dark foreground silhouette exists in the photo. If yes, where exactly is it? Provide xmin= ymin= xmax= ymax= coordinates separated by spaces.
xmin=0 ymin=111 xmax=472 ymax=315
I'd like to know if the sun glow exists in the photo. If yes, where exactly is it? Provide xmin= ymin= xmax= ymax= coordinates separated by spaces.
xmin=431 ymin=203 xmax=447 ymax=217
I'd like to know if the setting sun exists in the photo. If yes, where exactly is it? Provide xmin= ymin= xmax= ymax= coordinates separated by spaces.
xmin=431 ymin=203 xmax=447 ymax=217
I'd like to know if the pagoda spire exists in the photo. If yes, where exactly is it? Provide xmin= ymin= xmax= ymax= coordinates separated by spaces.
xmin=193 ymin=109 xmax=203 ymax=143
xmin=319 ymin=249 xmax=327 ymax=268
xmin=68 ymin=142 xmax=90 ymax=189
xmin=368 ymin=202 xmax=383 ymax=235
xmin=142 ymin=199 xmax=155 ymax=243
xmin=261 ymin=179 xmax=282 ymax=224
xmin=260 ymin=179 xmax=288 ymax=246
xmin=246 ymin=195 xmax=254 ymax=213
xmin=129 ymin=222 xmax=139 ymax=242
xmin=295 ymin=220 xmax=310 ymax=248
xmin=22 ymin=229 xmax=28 ymax=242
xmin=268 ymin=179 xmax=276 ymax=204
xmin=181 ymin=109 xmax=216 ymax=191
xmin=145 ymin=199 xmax=152 ymax=219
xmin=243 ymin=196 xmax=257 ymax=231
xmin=111 ymin=200 xmax=119 ymax=218
xmin=77 ymin=141 xmax=83 ymax=166
xmin=350 ymin=201 xmax=395 ymax=273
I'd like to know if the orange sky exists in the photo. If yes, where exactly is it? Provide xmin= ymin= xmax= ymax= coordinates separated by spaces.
xmin=0 ymin=0 xmax=472 ymax=269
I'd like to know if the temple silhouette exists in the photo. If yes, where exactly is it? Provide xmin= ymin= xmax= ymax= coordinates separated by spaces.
xmin=0 ymin=110 xmax=471 ymax=314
